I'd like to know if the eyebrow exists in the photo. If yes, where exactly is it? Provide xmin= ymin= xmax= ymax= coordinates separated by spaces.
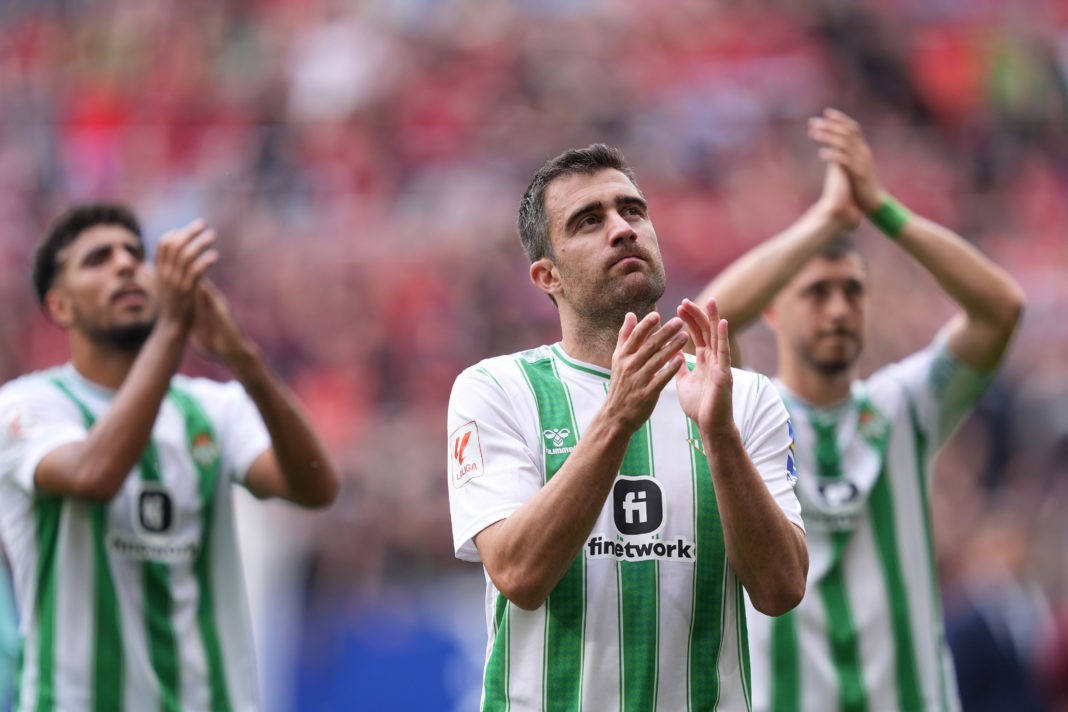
xmin=562 ymin=194 xmax=649 ymax=235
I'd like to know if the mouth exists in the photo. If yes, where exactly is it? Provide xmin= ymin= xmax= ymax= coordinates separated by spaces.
xmin=111 ymin=286 xmax=148 ymax=306
xmin=611 ymin=254 xmax=646 ymax=269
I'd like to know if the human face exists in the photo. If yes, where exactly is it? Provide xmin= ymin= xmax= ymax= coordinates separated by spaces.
xmin=48 ymin=224 xmax=157 ymax=350
xmin=537 ymin=168 xmax=666 ymax=325
xmin=768 ymin=253 xmax=868 ymax=376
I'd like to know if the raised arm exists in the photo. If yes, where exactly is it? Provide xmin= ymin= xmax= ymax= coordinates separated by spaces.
xmin=675 ymin=298 xmax=807 ymax=615
xmin=809 ymin=108 xmax=1025 ymax=370
xmin=695 ymin=164 xmax=861 ymax=338
xmin=474 ymin=313 xmax=688 ymax=610
xmin=190 ymin=282 xmax=339 ymax=509
xmin=35 ymin=221 xmax=217 ymax=500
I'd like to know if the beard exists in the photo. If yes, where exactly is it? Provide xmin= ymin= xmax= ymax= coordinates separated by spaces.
xmin=84 ymin=319 xmax=156 ymax=353
xmin=566 ymin=263 xmax=668 ymax=330
xmin=800 ymin=332 xmax=863 ymax=376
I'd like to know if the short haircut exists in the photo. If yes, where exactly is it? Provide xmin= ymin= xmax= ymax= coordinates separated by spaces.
xmin=33 ymin=203 xmax=143 ymax=304
xmin=818 ymin=233 xmax=864 ymax=264
xmin=517 ymin=144 xmax=642 ymax=263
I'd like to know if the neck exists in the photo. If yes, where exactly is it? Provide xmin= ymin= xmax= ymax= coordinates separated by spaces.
xmin=558 ymin=305 xmax=657 ymax=369
xmin=777 ymin=358 xmax=854 ymax=408
xmin=68 ymin=334 xmax=139 ymax=390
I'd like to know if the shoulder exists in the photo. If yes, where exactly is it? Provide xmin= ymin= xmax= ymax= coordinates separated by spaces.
xmin=0 ymin=367 xmax=68 ymax=407
xmin=454 ymin=345 xmax=555 ymax=391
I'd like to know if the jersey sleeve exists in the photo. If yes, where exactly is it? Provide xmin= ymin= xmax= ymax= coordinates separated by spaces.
xmin=879 ymin=336 xmax=994 ymax=454
xmin=447 ymin=364 xmax=543 ymax=563
xmin=735 ymin=372 xmax=804 ymax=532
xmin=0 ymin=378 xmax=87 ymax=493
xmin=190 ymin=380 xmax=271 ymax=485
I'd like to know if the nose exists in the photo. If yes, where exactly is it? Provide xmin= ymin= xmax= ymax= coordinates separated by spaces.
xmin=607 ymin=211 xmax=636 ymax=246
xmin=825 ymin=287 xmax=852 ymax=320
xmin=113 ymin=247 xmax=139 ymax=275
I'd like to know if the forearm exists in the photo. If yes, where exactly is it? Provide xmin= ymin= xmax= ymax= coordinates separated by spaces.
xmin=702 ymin=425 xmax=807 ymax=615
xmin=876 ymin=198 xmax=1025 ymax=368
xmin=228 ymin=344 xmax=339 ymax=508
xmin=477 ymin=412 xmax=632 ymax=610
xmin=697 ymin=204 xmax=846 ymax=328
xmin=39 ymin=322 xmax=187 ymax=500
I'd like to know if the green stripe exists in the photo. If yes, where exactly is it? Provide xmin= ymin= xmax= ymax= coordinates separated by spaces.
xmin=906 ymin=394 xmax=952 ymax=711
xmin=517 ymin=358 xmax=584 ymax=712
xmin=769 ymin=611 xmax=800 ymax=712
xmin=31 ymin=498 xmax=62 ymax=712
xmin=736 ymin=579 xmax=752 ymax=711
xmin=482 ymin=595 xmax=511 ymax=711
xmin=860 ymin=392 xmax=924 ymax=710
xmin=168 ymin=387 xmax=232 ymax=712
xmin=818 ymin=532 xmax=867 ymax=711
xmin=137 ymin=442 xmax=181 ymax=712
xmin=811 ymin=416 xmax=868 ymax=712
xmin=617 ymin=422 xmax=658 ymax=710
xmin=47 ymin=378 xmax=124 ymax=712
xmin=686 ymin=416 xmax=726 ymax=709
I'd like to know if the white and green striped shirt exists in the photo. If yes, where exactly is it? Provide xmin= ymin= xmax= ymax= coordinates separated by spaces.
xmin=448 ymin=343 xmax=802 ymax=711
xmin=0 ymin=364 xmax=270 ymax=712
xmin=747 ymin=340 xmax=992 ymax=712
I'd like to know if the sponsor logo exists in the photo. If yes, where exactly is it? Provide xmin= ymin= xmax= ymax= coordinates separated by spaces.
xmin=543 ymin=427 xmax=574 ymax=455
xmin=134 ymin=483 xmax=176 ymax=536
xmin=804 ymin=478 xmax=864 ymax=532
xmin=450 ymin=421 xmax=485 ymax=488
xmin=586 ymin=534 xmax=696 ymax=562
xmin=107 ymin=532 xmax=200 ymax=563
xmin=191 ymin=431 xmax=220 ymax=468
xmin=613 ymin=477 xmax=664 ymax=536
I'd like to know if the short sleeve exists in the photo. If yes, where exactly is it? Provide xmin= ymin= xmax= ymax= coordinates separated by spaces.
xmin=185 ymin=380 xmax=271 ymax=485
xmin=877 ymin=336 xmax=994 ymax=451
xmin=447 ymin=365 xmax=543 ymax=562
xmin=736 ymin=372 xmax=804 ymax=532
xmin=0 ymin=379 xmax=87 ymax=492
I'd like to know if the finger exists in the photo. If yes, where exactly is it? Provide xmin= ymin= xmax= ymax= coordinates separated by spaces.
xmin=619 ymin=311 xmax=662 ymax=356
xmin=633 ymin=316 xmax=685 ymax=362
xmin=824 ymin=107 xmax=862 ymax=133
xmin=649 ymin=353 xmax=685 ymax=393
xmin=635 ymin=328 xmax=688 ymax=379
xmin=677 ymin=299 xmax=710 ymax=350
xmin=181 ymin=249 xmax=219 ymax=291
xmin=705 ymin=298 xmax=720 ymax=357
xmin=818 ymin=147 xmax=852 ymax=168
xmin=716 ymin=318 xmax=731 ymax=370
xmin=617 ymin=312 xmax=638 ymax=349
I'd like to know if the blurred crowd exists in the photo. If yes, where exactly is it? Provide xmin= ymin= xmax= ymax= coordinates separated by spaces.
xmin=2 ymin=0 xmax=1068 ymax=709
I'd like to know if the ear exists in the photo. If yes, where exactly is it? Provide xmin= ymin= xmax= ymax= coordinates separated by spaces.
xmin=529 ymin=258 xmax=561 ymax=299
xmin=43 ymin=288 xmax=74 ymax=329
xmin=761 ymin=304 xmax=777 ymax=331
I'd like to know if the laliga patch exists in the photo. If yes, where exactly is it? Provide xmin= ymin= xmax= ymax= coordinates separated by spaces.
xmin=450 ymin=421 xmax=485 ymax=488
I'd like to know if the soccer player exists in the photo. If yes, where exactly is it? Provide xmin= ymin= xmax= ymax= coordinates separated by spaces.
xmin=696 ymin=109 xmax=1025 ymax=711
xmin=446 ymin=145 xmax=808 ymax=710
xmin=0 ymin=204 xmax=339 ymax=711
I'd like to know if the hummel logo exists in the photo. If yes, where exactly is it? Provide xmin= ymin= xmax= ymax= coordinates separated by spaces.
xmin=543 ymin=428 xmax=570 ymax=447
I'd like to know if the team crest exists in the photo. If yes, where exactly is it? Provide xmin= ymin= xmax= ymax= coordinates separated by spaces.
xmin=191 ymin=431 xmax=220 ymax=468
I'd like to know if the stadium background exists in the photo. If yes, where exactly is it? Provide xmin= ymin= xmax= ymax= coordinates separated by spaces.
xmin=1 ymin=0 xmax=1067 ymax=709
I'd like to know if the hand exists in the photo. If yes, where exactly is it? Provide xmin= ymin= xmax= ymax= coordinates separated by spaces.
xmin=153 ymin=219 xmax=218 ymax=331
xmin=808 ymin=108 xmax=885 ymax=214
xmin=675 ymin=298 xmax=735 ymax=436
xmin=815 ymin=162 xmax=862 ymax=233
xmin=604 ymin=312 xmax=688 ymax=434
xmin=191 ymin=281 xmax=251 ymax=363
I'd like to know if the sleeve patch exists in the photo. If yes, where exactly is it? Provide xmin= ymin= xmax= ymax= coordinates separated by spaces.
xmin=450 ymin=420 xmax=486 ymax=489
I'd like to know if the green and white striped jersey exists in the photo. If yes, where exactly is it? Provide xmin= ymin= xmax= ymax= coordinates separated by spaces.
xmin=0 ymin=364 xmax=270 ymax=712
xmin=747 ymin=340 xmax=992 ymax=712
xmin=448 ymin=343 xmax=802 ymax=711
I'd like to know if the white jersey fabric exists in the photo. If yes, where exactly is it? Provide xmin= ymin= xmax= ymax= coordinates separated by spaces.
xmin=747 ymin=339 xmax=992 ymax=712
xmin=0 ymin=364 xmax=270 ymax=712
xmin=448 ymin=343 xmax=802 ymax=712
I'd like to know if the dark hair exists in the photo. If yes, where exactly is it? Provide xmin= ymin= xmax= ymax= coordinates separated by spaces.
xmin=818 ymin=233 xmax=863 ymax=263
xmin=517 ymin=144 xmax=641 ymax=263
xmin=33 ymin=202 xmax=143 ymax=304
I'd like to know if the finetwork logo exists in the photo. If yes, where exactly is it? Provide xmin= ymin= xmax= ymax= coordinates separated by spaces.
xmin=586 ymin=535 xmax=695 ymax=562
xmin=543 ymin=427 xmax=574 ymax=455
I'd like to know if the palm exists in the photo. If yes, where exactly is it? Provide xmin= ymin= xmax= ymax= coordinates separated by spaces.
xmin=675 ymin=298 xmax=734 ymax=434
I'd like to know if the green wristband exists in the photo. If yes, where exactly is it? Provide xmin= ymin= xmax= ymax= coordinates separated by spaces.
xmin=868 ymin=197 xmax=910 ymax=239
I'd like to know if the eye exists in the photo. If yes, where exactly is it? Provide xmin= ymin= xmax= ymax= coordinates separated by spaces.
xmin=579 ymin=214 xmax=601 ymax=229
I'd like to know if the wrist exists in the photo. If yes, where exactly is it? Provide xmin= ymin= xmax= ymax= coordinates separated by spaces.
xmin=867 ymin=194 xmax=910 ymax=239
